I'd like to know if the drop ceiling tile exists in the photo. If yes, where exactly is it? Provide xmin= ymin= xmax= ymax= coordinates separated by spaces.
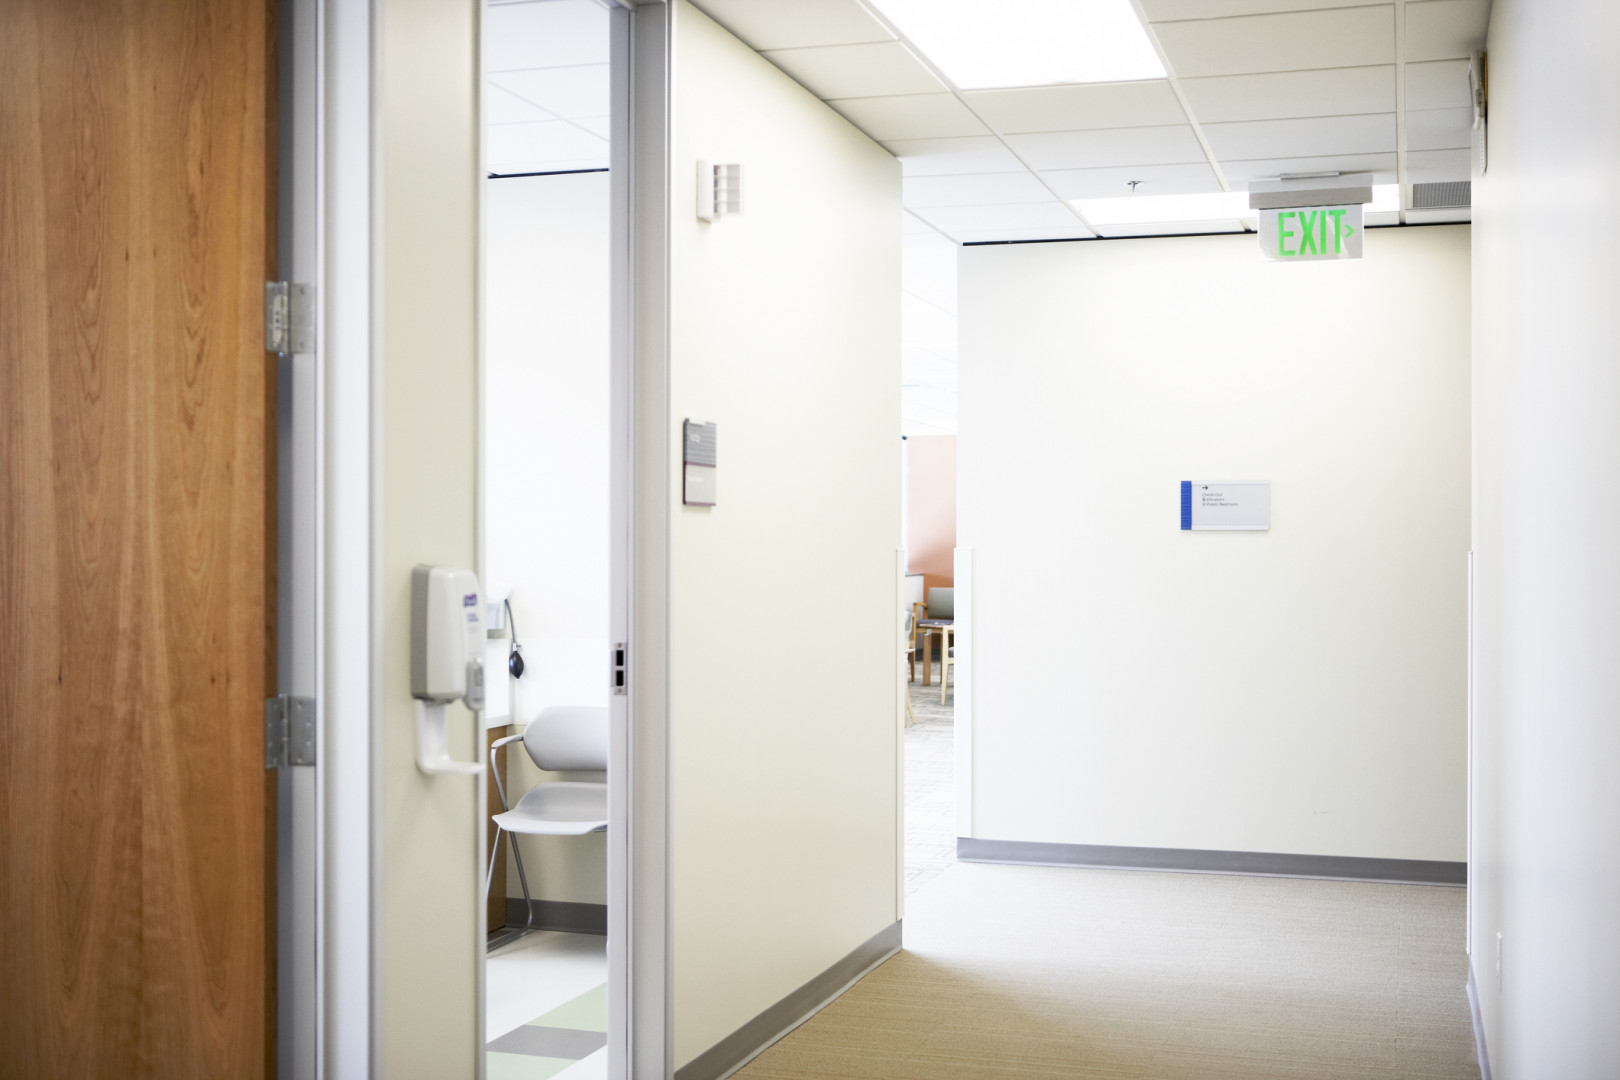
xmin=902 ymin=347 xmax=956 ymax=381
xmin=884 ymin=136 xmax=1027 ymax=176
xmin=1143 ymin=0 xmax=1375 ymax=19
xmin=1154 ymin=7 xmax=1395 ymax=79
xmin=915 ymin=200 xmax=1087 ymax=235
xmin=1405 ymin=59 xmax=1472 ymax=110
xmin=1203 ymin=113 xmax=1396 ymax=160
xmin=1220 ymin=152 xmax=1398 ymax=186
xmin=829 ymin=93 xmax=988 ymax=141
xmin=1041 ymin=162 xmax=1222 ymax=200
xmin=1091 ymin=220 xmax=1246 ymax=238
xmin=1404 ymin=148 xmax=1470 ymax=184
xmin=1405 ymin=207 xmax=1471 ymax=224
xmin=903 ymin=171 xmax=1052 ymax=208
xmin=903 ymin=209 xmax=946 ymax=236
xmin=1405 ymin=107 xmax=1473 ymax=151
xmin=1405 ymin=0 xmax=1491 ymax=62
xmin=1006 ymin=125 xmax=1206 ymax=171
xmin=687 ymin=0 xmax=893 ymax=50
xmin=490 ymin=66 xmax=611 ymax=120
xmin=486 ymin=0 xmax=609 ymax=72
xmin=962 ymin=81 xmax=1185 ymax=135
xmin=488 ymin=84 xmax=552 ymax=125
xmin=1180 ymin=66 xmax=1394 ymax=124
xmin=762 ymin=41 xmax=943 ymax=100
xmin=488 ymin=119 xmax=610 ymax=175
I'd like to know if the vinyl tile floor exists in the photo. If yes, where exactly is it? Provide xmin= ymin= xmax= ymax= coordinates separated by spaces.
xmin=905 ymin=660 xmax=955 ymax=896
xmin=735 ymin=862 xmax=1479 ymax=1079
xmin=487 ymin=931 xmax=608 ymax=1079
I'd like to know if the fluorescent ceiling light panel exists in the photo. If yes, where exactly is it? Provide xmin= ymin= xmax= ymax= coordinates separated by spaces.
xmin=867 ymin=0 xmax=1166 ymax=90
xmin=1076 ymin=184 xmax=1403 ymax=225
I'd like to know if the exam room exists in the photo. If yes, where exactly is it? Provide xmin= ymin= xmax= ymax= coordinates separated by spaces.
xmin=479 ymin=0 xmax=614 ymax=1072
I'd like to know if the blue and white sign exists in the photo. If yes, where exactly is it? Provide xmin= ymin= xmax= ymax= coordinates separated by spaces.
xmin=1180 ymin=481 xmax=1270 ymax=531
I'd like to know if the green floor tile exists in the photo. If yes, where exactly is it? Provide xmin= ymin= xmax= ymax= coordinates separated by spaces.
xmin=486 ymin=1051 xmax=576 ymax=1080
xmin=530 ymin=982 xmax=608 ymax=1033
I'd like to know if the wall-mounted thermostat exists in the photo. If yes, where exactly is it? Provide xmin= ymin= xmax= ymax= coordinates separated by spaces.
xmin=696 ymin=161 xmax=742 ymax=222
xmin=1180 ymin=481 xmax=1269 ymax=531
xmin=683 ymin=420 xmax=717 ymax=507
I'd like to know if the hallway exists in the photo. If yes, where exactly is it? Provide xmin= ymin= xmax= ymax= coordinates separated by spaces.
xmin=737 ymin=863 xmax=1475 ymax=1079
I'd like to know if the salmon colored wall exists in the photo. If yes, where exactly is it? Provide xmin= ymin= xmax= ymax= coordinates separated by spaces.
xmin=907 ymin=436 xmax=956 ymax=596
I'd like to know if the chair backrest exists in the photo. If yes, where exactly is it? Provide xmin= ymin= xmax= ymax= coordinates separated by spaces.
xmin=523 ymin=705 xmax=608 ymax=772
xmin=927 ymin=587 xmax=954 ymax=620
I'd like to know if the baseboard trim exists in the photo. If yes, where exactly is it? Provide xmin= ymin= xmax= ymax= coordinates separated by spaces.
xmin=1467 ymin=962 xmax=1493 ymax=1080
xmin=956 ymin=837 xmax=1467 ymax=886
xmin=501 ymin=898 xmax=608 ymax=936
xmin=674 ymin=920 xmax=902 ymax=1080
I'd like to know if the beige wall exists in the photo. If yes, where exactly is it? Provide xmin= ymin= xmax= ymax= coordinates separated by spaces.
xmin=906 ymin=435 xmax=956 ymax=594
xmin=376 ymin=0 xmax=483 ymax=1076
xmin=668 ymin=1 xmax=902 ymax=1067
xmin=1472 ymin=2 xmax=1620 ymax=1072
xmin=959 ymin=227 xmax=1471 ymax=863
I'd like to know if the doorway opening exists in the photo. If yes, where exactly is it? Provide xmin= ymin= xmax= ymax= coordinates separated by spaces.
xmin=480 ymin=0 xmax=615 ymax=1073
xmin=901 ymin=211 xmax=960 ymax=897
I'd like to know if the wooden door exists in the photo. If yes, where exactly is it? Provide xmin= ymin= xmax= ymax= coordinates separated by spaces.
xmin=0 ymin=1 xmax=277 ymax=1077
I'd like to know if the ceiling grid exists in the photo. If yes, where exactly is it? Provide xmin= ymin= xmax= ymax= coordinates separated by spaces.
xmin=691 ymin=0 xmax=1487 ymax=243
xmin=1128 ymin=0 xmax=1235 ymax=197
xmin=1394 ymin=0 xmax=1410 ymax=224
xmin=842 ymin=0 xmax=1104 ymax=238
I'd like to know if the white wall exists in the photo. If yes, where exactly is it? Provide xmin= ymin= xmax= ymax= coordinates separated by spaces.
xmin=959 ymin=228 xmax=1471 ymax=863
xmin=1471 ymin=2 xmax=1620 ymax=1074
xmin=483 ymin=170 xmax=611 ymax=905
xmin=668 ymin=0 xmax=902 ymax=1067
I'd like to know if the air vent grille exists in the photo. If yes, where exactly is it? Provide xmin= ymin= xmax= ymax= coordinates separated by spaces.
xmin=1412 ymin=181 xmax=1471 ymax=209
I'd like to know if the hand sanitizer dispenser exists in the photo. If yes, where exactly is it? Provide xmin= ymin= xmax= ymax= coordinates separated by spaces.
xmin=410 ymin=565 xmax=485 ymax=775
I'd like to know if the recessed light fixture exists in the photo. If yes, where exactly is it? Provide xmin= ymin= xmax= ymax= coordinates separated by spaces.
xmin=867 ymin=0 xmax=1166 ymax=91
xmin=1074 ymin=184 xmax=1403 ymax=226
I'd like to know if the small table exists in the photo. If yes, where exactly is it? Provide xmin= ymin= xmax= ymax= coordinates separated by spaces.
xmin=918 ymin=618 xmax=953 ymax=686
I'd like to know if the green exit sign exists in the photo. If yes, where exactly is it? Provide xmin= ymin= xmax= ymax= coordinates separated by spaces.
xmin=1259 ymin=203 xmax=1363 ymax=262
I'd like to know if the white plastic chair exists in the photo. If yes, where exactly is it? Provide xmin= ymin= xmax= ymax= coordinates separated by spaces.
xmin=486 ymin=705 xmax=608 ymax=941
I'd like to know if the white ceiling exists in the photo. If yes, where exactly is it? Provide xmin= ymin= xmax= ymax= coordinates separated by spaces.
xmin=486 ymin=0 xmax=610 ymax=176
xmin=693 ymin=0 xmax=1488 ymax=241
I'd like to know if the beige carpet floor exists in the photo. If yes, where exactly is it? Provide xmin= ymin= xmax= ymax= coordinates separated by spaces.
xmin=736 ymin=862 xmax=1478 ymax=1079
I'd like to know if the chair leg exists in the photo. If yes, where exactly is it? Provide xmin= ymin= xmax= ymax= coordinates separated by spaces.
xmin=904 ymin=685 xmax=916 ymax=725
xmin=508 ymin=830 xmax=536 ymax=937
xmin=485 ymin=825 xmax=502 ymax=901
xmin=941 ymin=660 xmax=951 ymax=705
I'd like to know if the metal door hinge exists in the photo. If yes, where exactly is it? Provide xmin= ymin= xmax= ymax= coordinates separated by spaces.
xmin=266 ymin=695 xmax=317 ymax=768
xmin=612 ymin=643 xmax=627 ymax=696
xmin=265 ymin=281 xmax=314 ymax=354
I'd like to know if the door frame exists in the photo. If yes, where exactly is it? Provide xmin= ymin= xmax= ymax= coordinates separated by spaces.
xmin=610 ymin=4 xmax=674 ymax=1078
xmin=284 ymin=1 xmax=676 ymax=1074
xmin=272 ymin=0 xmax=377 ymax=1076
xmin=274 ymin=0 xmax=322 ymax=1075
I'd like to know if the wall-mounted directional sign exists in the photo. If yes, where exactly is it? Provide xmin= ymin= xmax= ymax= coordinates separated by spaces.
xmin=1180 ymin=481 xmax=1270 ymax=531
xmin=1259 ymin=204 xmax=1362 ymax=262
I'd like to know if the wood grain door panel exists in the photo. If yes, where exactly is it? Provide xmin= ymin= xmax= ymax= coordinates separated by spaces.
xmin=0 ymin=1 xmax=277 ymax=1076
